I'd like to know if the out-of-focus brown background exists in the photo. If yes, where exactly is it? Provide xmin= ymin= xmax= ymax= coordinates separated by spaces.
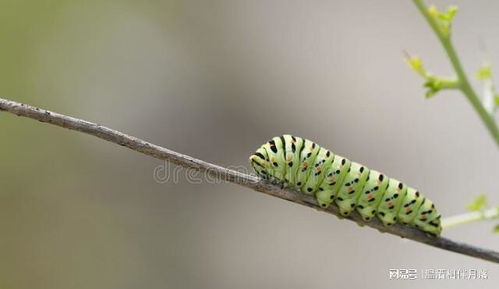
xmin=1 ymin=0 xmax=498 ymax=288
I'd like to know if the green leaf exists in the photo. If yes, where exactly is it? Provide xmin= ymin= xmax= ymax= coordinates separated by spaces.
xmin=466 ymin=194 xmax=488 ymax=211
xmin=493 ymin=224 xmax=499 ymax=234
xmin=494 ymin=95 xmax=499 ymax=105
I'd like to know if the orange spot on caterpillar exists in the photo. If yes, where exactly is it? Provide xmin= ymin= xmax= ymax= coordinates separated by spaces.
xmin=387 ymin=201 xmax=393 ymax=207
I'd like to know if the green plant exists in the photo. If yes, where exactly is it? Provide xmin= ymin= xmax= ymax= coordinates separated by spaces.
xmin=406 ymin=0 xmax=499 ymax=232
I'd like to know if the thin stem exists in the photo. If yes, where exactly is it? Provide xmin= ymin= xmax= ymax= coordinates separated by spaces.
xmin=1 ymin=97 xmax=499 ymax=263
xmin=413 ymin=0 xmax=499 ymax=146
xmin=438 ymin=77 xmax=459 ymax=89
xmin=442 ymin=207 xmax=499 ymax=229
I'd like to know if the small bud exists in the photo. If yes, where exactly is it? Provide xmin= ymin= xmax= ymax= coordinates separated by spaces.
xmin=427 ymin=5 xmax=458 ymax=37
xmin=476 ymin=65 xmax=492 ymax=80
xmin=428 ymin=5 xmax=439 ymax=17
xmin=422 ymin=76 xmax=459 ymax=98
xmin=423 ymin=77 xmax=442 ymax=98
xmin=404 ymin=55 xmax=426 ymax=77
xmin=404 ymin=53 xmax=458 ymax=98
xmin=446 ymin=6 xmax=458 ymax=21
xmin=438 ymin=6 xmax=458 ymax=22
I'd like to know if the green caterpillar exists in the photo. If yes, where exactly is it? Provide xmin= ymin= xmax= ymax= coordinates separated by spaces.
xmin=249 ymin=135 xmax=442 ymax=237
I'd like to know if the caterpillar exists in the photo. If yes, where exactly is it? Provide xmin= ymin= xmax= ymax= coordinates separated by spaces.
xmin=249 ymin=135 xmax=442 ymax=237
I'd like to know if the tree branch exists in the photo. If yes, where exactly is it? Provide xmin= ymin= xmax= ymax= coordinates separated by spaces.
xmin=1 ymin=97 xmax=499 ymax=264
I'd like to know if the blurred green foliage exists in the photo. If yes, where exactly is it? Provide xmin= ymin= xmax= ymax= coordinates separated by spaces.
xmin=466 ymin=194 xmax=488 ymax=212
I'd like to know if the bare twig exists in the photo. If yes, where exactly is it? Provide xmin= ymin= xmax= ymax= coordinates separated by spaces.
xmin=1 ymin=97 xmax=499 ymax=264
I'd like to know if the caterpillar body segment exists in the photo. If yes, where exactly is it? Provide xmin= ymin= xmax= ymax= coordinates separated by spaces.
xmin=335 ymin=162 xmax=370 ymax=216
xmin=315 ymin=155 xmax=351 ymax=208
xmin=302 ymin=147 xmax=335 ymax=195
xmin=282 ymin=135 xmax=303 ymax=186
xmin=263 ymin=136 xmax=287 ymax=181
xmin=376 ymin=179 xmax=407 ymax=226
xmin=295 ymin=139 xmax=321 ymax=193
xmin=355 ymin=170 xmax=389 ymax=221
xmin=413 ymin=198 xmax=441 ymax=233
xmin=249 ymin=135 xmax=442 ymax=237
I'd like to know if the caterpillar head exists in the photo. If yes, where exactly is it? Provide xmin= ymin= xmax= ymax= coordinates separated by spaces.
xmin=249 ymin=147 xmax=270 ymax=179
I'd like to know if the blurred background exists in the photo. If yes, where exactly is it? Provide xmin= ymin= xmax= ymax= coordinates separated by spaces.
xmin=0 ymin=0 xmax=498 ymax=288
